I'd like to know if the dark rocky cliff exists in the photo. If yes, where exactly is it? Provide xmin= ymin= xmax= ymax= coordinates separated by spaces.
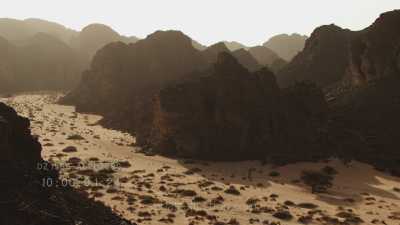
xmin=146 ymin=53 xmax=328 ymax=161
xmin=277 ymin=25 xmax=353 ymax=88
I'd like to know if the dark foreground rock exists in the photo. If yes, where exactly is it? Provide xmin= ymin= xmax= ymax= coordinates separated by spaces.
xmin=0 ymin=102 xmax=133 ymax=225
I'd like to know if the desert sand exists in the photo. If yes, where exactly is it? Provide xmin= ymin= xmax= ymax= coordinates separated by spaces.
xmin=2 ymin=92 xmax=400 ymax=225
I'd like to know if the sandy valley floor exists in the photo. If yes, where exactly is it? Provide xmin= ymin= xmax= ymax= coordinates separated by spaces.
xmin=2 ymin=93 xmax=400 ymax=225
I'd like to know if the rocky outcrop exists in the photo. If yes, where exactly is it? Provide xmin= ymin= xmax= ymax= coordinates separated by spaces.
xmin=0 ymin=102 xmax=132 ymax=225
xmin=263 ymin=33 xmax=308 ymax=61
xmin=277 ymin=25 xmax=353 ymax=88
xmin=146 ymin=53 xmax=328 ymax=160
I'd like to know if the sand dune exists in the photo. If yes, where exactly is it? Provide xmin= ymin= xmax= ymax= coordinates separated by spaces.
xmin=2 ymin=93 xmax=400 ymax=225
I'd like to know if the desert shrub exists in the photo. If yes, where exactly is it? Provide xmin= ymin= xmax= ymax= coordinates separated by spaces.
xmin=322 ymin=166 xmax=338 ymax=175
xmin=301 ymin=170 xmax=333 ymax=193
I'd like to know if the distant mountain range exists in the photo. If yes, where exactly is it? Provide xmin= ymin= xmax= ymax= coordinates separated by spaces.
xmin=0 ymin=18 xmax=140 ymax=92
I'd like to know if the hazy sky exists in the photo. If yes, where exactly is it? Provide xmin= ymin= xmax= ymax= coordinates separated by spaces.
xmin=1 ymin=0 xmax=399 ymax=46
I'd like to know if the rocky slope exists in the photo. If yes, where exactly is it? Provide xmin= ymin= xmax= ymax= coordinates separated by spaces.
xmin=263 ymin=33 xmax=308 ymax=61
xmin=0 ymin=101 xmax=132 ymax=225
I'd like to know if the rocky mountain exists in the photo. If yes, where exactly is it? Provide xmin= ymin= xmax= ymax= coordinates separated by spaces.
xmin=0 ymin=19 xmax=140 ymax=93
xmin=191 ymin=39 xmax=207 ymax=50
xmin=231 ymin=48 xmax=262 ymax=72
xmin=72 ymin=23 xmax=139 ymax=60
xmin=263 ymin=33 xmax=308 ymax=61
xmin=0 ymin=37 xmax=17 ymax=92
xmin=248 ymin=46 xmax=287 ymax=72
xmin=23 ymin=18 xmax=78 ymax=43
xmin=17 ymin=33 xmax=83 ymax=90
xmin=202 ymin=42 xmax=263 ymax=71
xmin=277 ymin=10 xmax=400 ymax=89
xmin=347 ymin=10 xmax=400 ymax=86
xmin=0 ymin=33 xmax=83 ymax=93
xmin=146 ymin=53 xmax=328 ymax=160
xmin=64 ymin=38 xmax=328 ymax=161
xmin=0 ymin=18 xmax=77 ymax=45
xmin=62 ymin=30 xmax=208 ymax=133
xmin=277 ymin=25 xmax=353 ymax=88
xmin=202 ymin=42 xmax=231 ymax=64
xmin=0 ymin=102 xmax=133 ymax=225
xmin=222 ymin=41 xmax=248 ymax=51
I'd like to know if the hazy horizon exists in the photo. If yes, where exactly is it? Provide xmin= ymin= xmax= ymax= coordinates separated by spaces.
xmin=1 ymin=0 xmax=399 ymax=45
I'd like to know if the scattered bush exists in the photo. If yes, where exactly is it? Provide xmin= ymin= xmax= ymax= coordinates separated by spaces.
xmin=301 ymin=170 xmax=333 ymax=193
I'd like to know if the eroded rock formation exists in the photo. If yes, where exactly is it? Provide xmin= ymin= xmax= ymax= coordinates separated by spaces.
xmin=144 ymin=53 xmax=328 ymax=160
